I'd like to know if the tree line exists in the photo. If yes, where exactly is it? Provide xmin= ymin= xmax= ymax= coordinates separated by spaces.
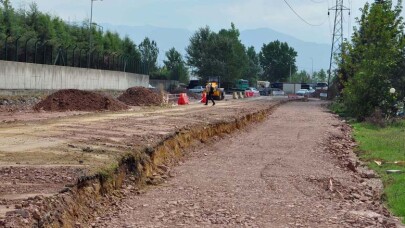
xmin=334 ymin=0 xmax=405 ymax=120
xmin=0 ymin=0 xmax=327 ymax=86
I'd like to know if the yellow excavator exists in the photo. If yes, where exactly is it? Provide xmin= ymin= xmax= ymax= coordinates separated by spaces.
xmin=205 ymin=76 xmax=225 ymax=100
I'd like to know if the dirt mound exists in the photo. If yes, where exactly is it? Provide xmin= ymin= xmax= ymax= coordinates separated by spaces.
xmin=117 ymin=87 xmax=164 ymax=106
xmin=34 ymin=89 xmax=128 ymax=112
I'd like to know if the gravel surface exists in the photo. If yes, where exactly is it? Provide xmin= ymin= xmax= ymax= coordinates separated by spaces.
xmin=95 ymin=101 xmax=402 ymax=227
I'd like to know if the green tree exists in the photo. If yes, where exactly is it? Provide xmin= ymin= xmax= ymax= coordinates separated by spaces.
xmin=245 ymin=46 xmax=261 ymax=85
xmin=139 ymin=37 xmax=159 ymax=73
xmin=0 ymin=0 xmax=17 ymax=38
xmin=291 ymin=70 xmax=310 ymax=83
xmin=340 ymin=0 xmax=405 ymax=120
xmin=121 ymin=36 xmax=141 ymax=60
xmin=186 ymin=23 xmax=249 ymax=87
xmin=311 ymin=69 xmax=327 ymax=83
xmin=164 ymin=47 xmax=189 ymax=83
xmin=259 ymin=40 xmax=297 ymax=82
xmin=186 ymin=26 xmax=220 ymax=83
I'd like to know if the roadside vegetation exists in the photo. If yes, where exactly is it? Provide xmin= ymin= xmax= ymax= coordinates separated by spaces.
xmin=330 ymin=0 xmax=405 ymax=220
xmin=0 ymin=0 xmax=330 ymax=87
xmin=332 ymin=0 xmax=405 ymax=121
xmin=353 ymin=120 xmax=405 ymax=220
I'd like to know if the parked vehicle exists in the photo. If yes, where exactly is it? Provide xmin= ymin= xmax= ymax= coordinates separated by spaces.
xmin=316 ymin=82 xmax=328 ymax=90
xmin=189 ymin=86 xmax=205 ymax=93
xmin=233 ymin=79 xmax=249 ymax=91
xmin=296 ymin=89 xmax=309 ymax=96
xmin=308 ymin=87 xmax=315 ymax=94
xmin=187 ymin=80 xmax=200 ymax=89
xmin=245 ymin=87 xmax=260 ymax=96
xmin=257 ymin=81 xmax=271 ymax=95
xmin=271 ymin=88 xmax=285 ymax=96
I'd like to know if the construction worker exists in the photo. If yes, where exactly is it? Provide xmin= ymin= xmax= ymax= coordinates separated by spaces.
xmin=205 ymin=83 xmax=215 ymax=106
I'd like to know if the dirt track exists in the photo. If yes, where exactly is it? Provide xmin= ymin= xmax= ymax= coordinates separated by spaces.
xmin=0 ymin=96 xmax=282 ymax=223
xmin=95 ymin=101 xmax=402 ymax=227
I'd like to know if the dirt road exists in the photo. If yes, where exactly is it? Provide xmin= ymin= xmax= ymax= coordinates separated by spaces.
xmin=96 ymin=101 xmax=401 ymax=227
xmin=0 ymin=97 xmax=283 ymax=223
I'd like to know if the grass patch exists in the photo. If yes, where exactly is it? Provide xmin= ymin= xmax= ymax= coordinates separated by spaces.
xmin=329 ymin=100 xmax=349 ymax=118
xmin=353 ymin=120 xmax=405 ymax=220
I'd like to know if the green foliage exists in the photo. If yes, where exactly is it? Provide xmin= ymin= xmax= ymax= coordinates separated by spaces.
xmin=139 ymin=37 xmax=159 ymax=73
xmin=312 ymin=69 xmax=327 ymax=82
xmin=329 ymin=100 xmax=349 ymax=117
xmin=0 ymin=1 xmax=146 ymax=66
xmin=245 ymin=46 xmax=261 ymax=85
xmin=339 ymin=0 xmax=405 ymax=120
xmin=186 ymin=23 xmax=249 ymax=87
xmin=150 ymin=67 xmax=170 ymax=80
xmin=258 ymin=40 xmax=297 ymax=82
xmin=353 ymin=120 xmax=405 ymax=219
xmin=290 ymin=70 xmax=310 ymax=83
xmin=163 ymin=48 xmax=189 ymax=83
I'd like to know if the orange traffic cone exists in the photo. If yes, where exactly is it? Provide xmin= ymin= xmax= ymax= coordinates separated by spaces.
xmin=201 ymin=92 xmax=207 ymax=103
xmin=177 ymin=93 xmax=189 ymax=105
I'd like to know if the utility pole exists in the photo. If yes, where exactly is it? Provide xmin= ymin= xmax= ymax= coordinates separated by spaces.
xmin=310 ymin=57 xmax=313 ymax=79
xmin=289 ymin=63 xmax=292 ymax=83
xmin=88 ymin=0 xmax=102 ymax=68
xmin=327 ymin=0 xmax=350 ymax=98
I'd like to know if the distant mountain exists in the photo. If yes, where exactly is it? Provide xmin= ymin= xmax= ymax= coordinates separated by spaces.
xmin=240 ymin=28 xmax=330 ymax=73
xmin=101 ymin=24 xmax=330 ymax=73
xmin=101 ymin=23 xmax=192 ymax=61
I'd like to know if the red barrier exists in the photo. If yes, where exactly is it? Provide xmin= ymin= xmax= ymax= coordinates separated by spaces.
xmin=201 ymin=92 xmax=207 ymax=103
xmin=177 ymin=93 xmax=189 ymax=105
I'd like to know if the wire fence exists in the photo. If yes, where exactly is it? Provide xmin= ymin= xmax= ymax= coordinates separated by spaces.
xmin=0 ymin=37 xmax=150 ymax=75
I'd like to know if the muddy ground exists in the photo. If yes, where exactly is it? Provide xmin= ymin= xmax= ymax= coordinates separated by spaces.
xmin=0 ymin=96 xmax=403 ymax=227
xmin=0 ymin=96 xmax=283 ymax=224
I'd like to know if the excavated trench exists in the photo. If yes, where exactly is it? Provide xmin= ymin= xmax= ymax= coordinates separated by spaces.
xmin=4 ymin=100 xmax=287 ymax=227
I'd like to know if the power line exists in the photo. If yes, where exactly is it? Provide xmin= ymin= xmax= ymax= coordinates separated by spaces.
xmin=282 ymin=0 xmax=327 ymax=26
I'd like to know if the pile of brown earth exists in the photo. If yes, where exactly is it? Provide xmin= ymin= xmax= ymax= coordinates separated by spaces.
xmin=117 ymin=87 xmax=164 ymax=106
xmin=34 ymin=89 xmax=128 ymax=112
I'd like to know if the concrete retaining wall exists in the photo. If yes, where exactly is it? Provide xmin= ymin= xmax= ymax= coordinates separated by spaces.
xmin=0 ymin=60 xmax=149 ymax=91
xmin=149 ymin=79 xmax=179 ymax=91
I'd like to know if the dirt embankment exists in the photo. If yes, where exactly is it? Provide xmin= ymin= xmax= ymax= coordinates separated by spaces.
xmin=2 ymin=98 xmax=287 ymax=227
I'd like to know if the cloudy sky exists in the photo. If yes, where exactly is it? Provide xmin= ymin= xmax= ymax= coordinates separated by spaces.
xmin=12 ymin=0 xmax=405 ymax=44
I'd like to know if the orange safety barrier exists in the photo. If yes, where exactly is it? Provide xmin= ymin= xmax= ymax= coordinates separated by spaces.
xmin=177 ymin=93 xmax=189 ymax=105
xmin=245 ymin=91 xmax=253 ymax=97
xmin=201 ymin=92 xmax=207 ymax=103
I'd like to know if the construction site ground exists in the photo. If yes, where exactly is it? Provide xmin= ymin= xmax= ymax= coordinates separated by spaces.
xmin=0 ymin=95 xmax=283 ymax=222
xmin=0 ymin=95 xmax=402 ymax=227
xmin=94 ymin=101 xmax=402 ymax=227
